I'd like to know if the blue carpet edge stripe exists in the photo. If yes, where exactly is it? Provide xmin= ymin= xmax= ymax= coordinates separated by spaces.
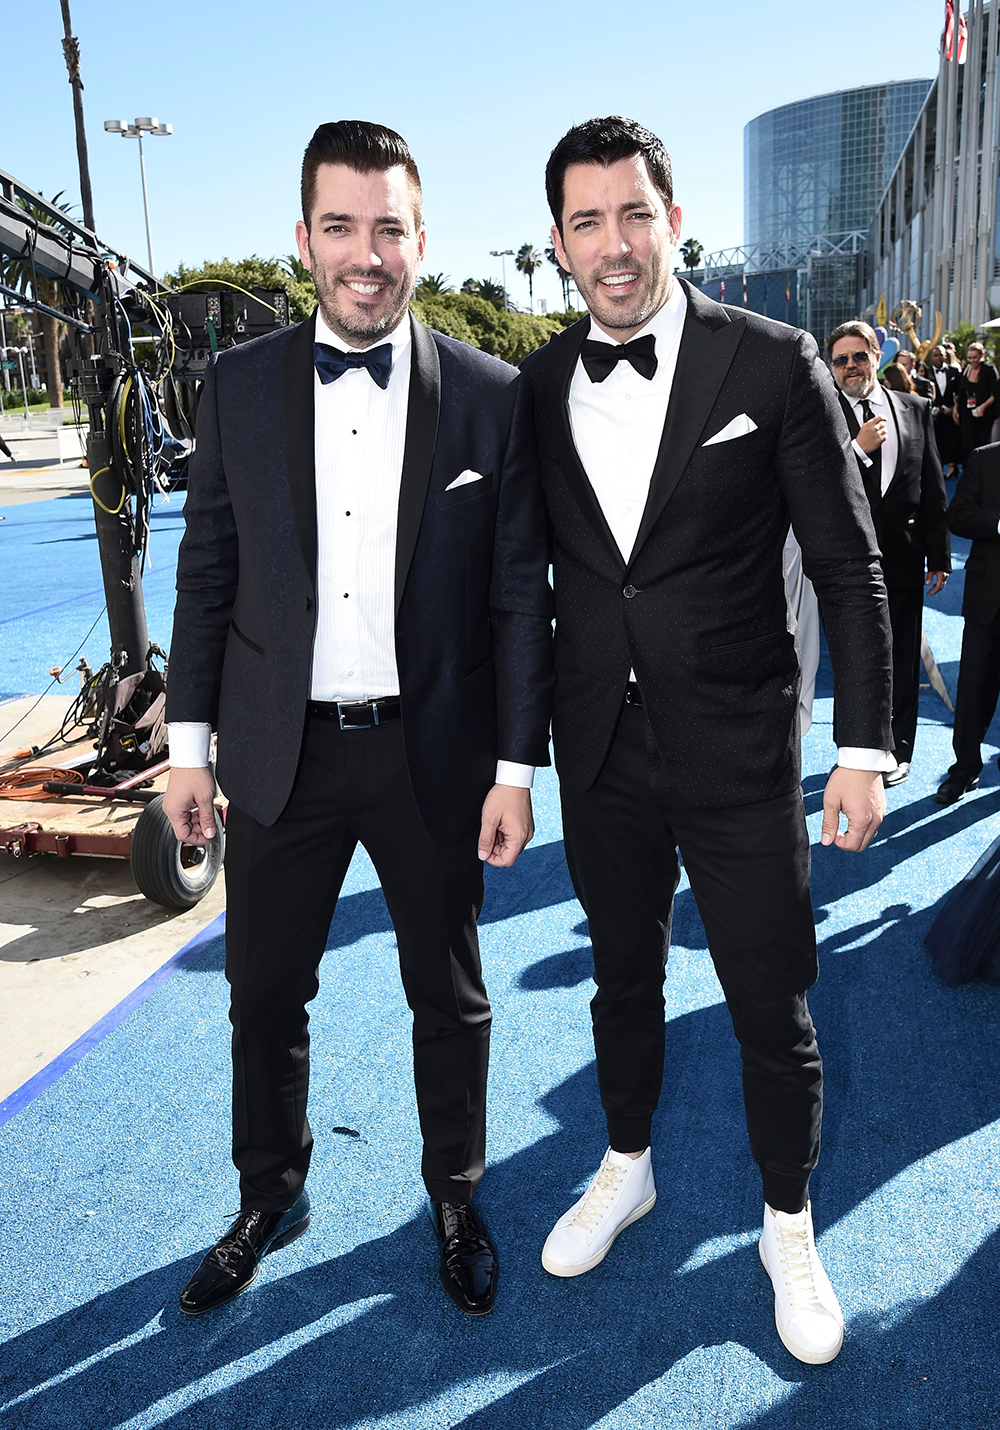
xmin=0 ymin=909 xmax=226 ymax=1130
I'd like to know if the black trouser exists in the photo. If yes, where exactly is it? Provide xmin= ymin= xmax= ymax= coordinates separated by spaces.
xmin=950 ymin=612 xmax=1000 ymax=780
xmin=223 ymin=712 xmax=490 ymax=1213
xmin=560 ymin=702 xmax=822 ymax=1215
xmin=887 ymin=584 xmax=925 ymax=765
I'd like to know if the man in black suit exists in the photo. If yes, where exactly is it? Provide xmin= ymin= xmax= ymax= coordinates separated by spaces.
xmin=518 ymin=117 xmax=893 ymax=1366
xmin=828 ymin=321 xmax=950 ymax=784
xmin=163 ymin=121 xmax=552 ymax=1318
xmin=937 ymin=442 xmax=1000 ymax=803
xmin=928 ymin=344 xmax=962 ymax=477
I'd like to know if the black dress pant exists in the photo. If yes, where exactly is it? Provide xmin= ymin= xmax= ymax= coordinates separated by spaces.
xmin=560 ymin=703 xmax=822 ymax=1215
xmin=223 ymin=712 xmax=490 ymax=1213
xmin=951 ymin=611 xmax=1000 ymax=780
xmin=887 ymin=584 xmax=925 ymax=765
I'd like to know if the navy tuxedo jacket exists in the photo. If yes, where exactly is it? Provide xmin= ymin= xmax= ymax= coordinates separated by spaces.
xmin=518 ymin=279 xmax=893 ymax=807
xmin=167 ymin=312 xmax=553 ymax=841
xmin=839 ymin=386 xmax=950 ymax=588
xmin=948 ymin=442 xmax=1000 ymax=625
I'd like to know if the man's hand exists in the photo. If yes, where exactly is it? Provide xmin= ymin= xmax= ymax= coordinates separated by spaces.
xmin=926 ymin=570 xmax=948 ymax=596
xmin=478 ymin=785 xmax=534 ymax=868
xmin=820 ymin=768 xmax=886 ymax=851
xmin=856 ymin=416 xmax=888 ymax=454
xmin=163 ymin=766 xmax=218 ymax=845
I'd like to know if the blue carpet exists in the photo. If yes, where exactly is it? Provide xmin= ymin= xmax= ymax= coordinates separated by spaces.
xmin=1 ymin=491 xmax=999 ymax=1429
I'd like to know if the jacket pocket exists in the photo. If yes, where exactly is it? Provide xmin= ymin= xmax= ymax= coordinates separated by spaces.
xmin=711 ymin=629 xmax=786 ymax=652
xmin=435 ymin=472 xmax=495 ymax=509
xmin=230 ymin=619 xmax=264 ymax=655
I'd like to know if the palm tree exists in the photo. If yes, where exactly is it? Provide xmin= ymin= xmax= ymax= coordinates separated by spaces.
xmin=515 ymin=244 xmax=543 ymax=310
xmin=679 ymin=237 xmax=704 ymax=274
xmin=545 ymin=244 xmax=572 ymax=310
xmin=462 ymin=278 xmax=507 ymax=310
xmin=414 ymin=272 xmax=453 ymax=297
xmin=4 ymin=191 xmax=76 ymax=409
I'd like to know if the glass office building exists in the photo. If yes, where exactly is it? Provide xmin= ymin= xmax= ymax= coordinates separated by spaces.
xmin=745 ymin=82 xmax=933 ymax=249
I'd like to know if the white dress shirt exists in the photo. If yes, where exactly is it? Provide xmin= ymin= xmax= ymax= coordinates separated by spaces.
xmin=169 ymin=311 xmax=532 ymax=786
xmin=845 ymin=379 xmax=898 ymax=497
xmin=567 ymin=280 xmax=892 ymax=773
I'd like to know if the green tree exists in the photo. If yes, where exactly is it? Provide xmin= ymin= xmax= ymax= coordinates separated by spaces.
xmin=515 ymin=244 xmax=543 ymax=309
xmin=414 ymin=272 xmax=453 ymax=297
xmin=545 ymin=244 xmax=572 ymax=310
xmin=410 ymin=290 xmax=564 ymax=363
xmin=459 ymin=277 xmax=508 ymax=311
xmin=944 ymin=321 xmax=978 ymax=364
xmin=680 ymin=237 xmax=704 ymax=273
xmin=164 ymin=255 xmax=316 ymax=324
xmin=4 ymin=190 xmax=76 ymax=408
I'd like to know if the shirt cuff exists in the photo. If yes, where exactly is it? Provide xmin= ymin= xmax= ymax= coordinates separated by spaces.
xmin=851 ymin=439 xmax=873 ymax=468
xmin=167 ymin=722 xmax=212 ymax=768
xmin=836 ymin=746 xmax=897 ymax=772
xmin=495 ymin=760 xmax=535 ymax=789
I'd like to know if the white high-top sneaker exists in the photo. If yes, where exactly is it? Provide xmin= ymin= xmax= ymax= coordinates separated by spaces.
xmin=541 ymin=1148 xmax=656 ymax=1277
xmin=759 ymin=1201 xmax=844 ymax=1364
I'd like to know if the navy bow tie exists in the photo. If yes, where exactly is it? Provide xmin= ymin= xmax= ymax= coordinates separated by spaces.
xmin=314 ymin=341 xmax=393 ymax=390
xmin=580 ymin=333 xmax=657 ymax=383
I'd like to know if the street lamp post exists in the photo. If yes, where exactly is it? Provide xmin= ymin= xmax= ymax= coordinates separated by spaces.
xmin=104 ymin=117 xmax=172 ymax=276
xmin=489 ymin=249 xmax=514 ymax=310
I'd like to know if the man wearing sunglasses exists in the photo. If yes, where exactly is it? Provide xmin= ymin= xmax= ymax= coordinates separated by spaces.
xmin=828 ymin=322 xmax=950 ymax=786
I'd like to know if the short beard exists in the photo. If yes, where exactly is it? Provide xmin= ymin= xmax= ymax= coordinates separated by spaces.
xmin=574 ymin=257 xmax=669 ymax=333
xmin=839 ymin=372 xmax=872 ymax=399
xmin=310 ymin=259 xmax=414 ymax=346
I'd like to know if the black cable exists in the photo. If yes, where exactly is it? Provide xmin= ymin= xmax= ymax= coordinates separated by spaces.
xmin=0 ymin=604 xmax=108 ymax=753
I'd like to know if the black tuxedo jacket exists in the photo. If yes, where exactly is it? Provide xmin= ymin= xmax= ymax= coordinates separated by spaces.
xmin=911 ymin=372 xmax=935 ymax=402
xmin=947 ymin=442 xmax=1000 ymax=625
xmin=930 ymin=366 xmax=960 ymax=412
xmin=167 ymin=312 xmax=553 ymax=841
xmin=518 ymin=279 xmax=893 ymax=807
xmin=839 ymin=386 xmax=950 ymax=587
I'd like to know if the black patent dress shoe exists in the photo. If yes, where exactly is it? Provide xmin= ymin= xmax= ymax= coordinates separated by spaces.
xmin=935 ymin=773 xmax=979 ymax=806
xmin=179 ymin=1192 xmax=311 ymax=1315
xmin=429 ymin=1200 xmax=498 ymax=1316
xmin=883 ymin=762 xmax=910 ymax=787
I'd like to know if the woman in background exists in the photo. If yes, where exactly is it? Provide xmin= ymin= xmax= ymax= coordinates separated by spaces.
xmin=954 ymin=342 xmax=998 ymax=461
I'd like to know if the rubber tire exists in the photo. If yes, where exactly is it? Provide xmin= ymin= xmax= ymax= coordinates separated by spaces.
xmin=130 ymin=793 xmax=224 ymax=910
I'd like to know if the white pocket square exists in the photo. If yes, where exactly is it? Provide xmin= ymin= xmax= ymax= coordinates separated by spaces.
xmin=702 ymin=413 xmax=758 ymax=446
xmin=444 ymin=470 xmax=484 ymax=491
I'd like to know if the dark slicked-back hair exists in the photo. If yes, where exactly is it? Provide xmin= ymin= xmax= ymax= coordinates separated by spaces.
xmin=301 ymin=120 xmax=422 ymax=228
xmin=826 ymin=319 xmax=880 ymax=357
xmin=545 ymin=116 xmax=673 ymax=233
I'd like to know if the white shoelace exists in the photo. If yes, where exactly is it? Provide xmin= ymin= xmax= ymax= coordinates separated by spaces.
xmin=567 ymin=1162 xmax=627 ymax=1233
xmin=774 ymin=1219 xmax=825 ymax=1310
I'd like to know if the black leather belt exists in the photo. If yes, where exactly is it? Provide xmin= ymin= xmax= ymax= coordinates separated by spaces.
xmin=307 ymin=697 xmax=401 ymax=730
xmin=624 ymin=682 xmax=644 ymax=708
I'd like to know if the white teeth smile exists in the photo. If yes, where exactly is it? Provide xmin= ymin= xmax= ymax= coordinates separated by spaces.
xmin=600 ymin=274 xmax=636 ymax=287
xmin=347 ymin=282 xmax=383 ymax=295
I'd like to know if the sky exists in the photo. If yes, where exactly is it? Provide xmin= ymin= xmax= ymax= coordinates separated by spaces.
xmin=8 ymin=0 xmax=949 ymax=314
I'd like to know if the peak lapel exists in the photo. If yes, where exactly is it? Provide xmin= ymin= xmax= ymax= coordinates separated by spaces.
xmin=630 ymin=281 xmax=745 ymax=563
xmin=282 ymin=310 xmax=318 ymax=586
xmin=395 ymin=316 xmax=441 ymax=616
xmin=547 ymin=320 xmax=626 ymax=575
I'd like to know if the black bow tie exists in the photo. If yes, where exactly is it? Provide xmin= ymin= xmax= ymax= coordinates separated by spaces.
xmin=314 ymin=341 xmax=393 ymax=390
xmin=580 ymin=333 xmax=657 ymax=383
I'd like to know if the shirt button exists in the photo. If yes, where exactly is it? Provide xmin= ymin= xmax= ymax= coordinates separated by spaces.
xmin=625 ymin=504 xmax=633 ymax=512
xmin=343 ymin=593 xmax=349 ymax=599
xmin=623 ymin=584 xmax=637 ymax=599
xmin=624 ymin=394 xmax=632 ymax=401
xmin=347 ymin=670 xmax=354 ymax=677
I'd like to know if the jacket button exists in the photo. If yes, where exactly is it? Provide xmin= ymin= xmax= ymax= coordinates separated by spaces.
xmin=623 ymin=584 xmax=637 ymax=599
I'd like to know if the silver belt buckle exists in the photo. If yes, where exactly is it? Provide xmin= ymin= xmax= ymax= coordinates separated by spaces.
xmin=338 ymin=701 xmax=374 ymax=730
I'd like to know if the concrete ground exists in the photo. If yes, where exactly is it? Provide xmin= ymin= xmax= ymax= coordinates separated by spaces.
xmin=0 ymin=692 xmax=225 ymax=1106
xmin=0 ymin=425 xmax=89 ymax=506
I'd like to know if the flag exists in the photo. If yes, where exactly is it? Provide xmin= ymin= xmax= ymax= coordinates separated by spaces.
xmin=742 ymin=272 xmax=748 ymax=306
xmin=944 ymin=0 xmax=968 ymax=63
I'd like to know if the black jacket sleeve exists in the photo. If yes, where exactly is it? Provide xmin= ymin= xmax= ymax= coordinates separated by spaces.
xmin=165 ymin=357 xmax=239 ymax=726
xmin=948 ymin=448 xmax=1000 ymax=540
xmin=916 ymin=398 xmax=951 ymax=572
xmin=775 ymin=331 xmax=893 ymax=751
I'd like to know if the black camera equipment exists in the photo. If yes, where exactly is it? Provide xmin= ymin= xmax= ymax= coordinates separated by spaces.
xmin=0 ymin=167 xmax=289 ymax=781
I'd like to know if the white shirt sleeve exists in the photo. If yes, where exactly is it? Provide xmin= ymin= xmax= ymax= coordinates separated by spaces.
xmin=851 ymin=439 xmax=873 ymax=468
xmin=167 ymin=722 xmax=212 ymax=768
xmin=836 ymin=747 xmax=897 ymax=772
xmin=495 ymin=760 xmax=535 ymax=789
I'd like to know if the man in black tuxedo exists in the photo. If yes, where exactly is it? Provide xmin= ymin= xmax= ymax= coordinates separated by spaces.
xmin=163 ymin=121 xmax=552 ymax=1318
xmin=928 ymin=344 xmax=962 ymax=476
xmin=937 ymin=442 xmax=1000 ymax=803
xmin=828 ymin=322 xmax=950 ymax=785
xmin=518 ymin=117 xmax=892 ymax=1366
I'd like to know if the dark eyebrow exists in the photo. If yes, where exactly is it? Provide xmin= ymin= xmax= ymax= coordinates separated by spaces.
xmin=315 ymin=212 xmax=407 ymax=226
xmin=566 ymin=200 xmax=655 ymax=224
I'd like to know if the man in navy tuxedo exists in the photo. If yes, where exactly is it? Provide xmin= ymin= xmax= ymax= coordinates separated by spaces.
xmin=163 ymin=121 xmax=552 ymax=1318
